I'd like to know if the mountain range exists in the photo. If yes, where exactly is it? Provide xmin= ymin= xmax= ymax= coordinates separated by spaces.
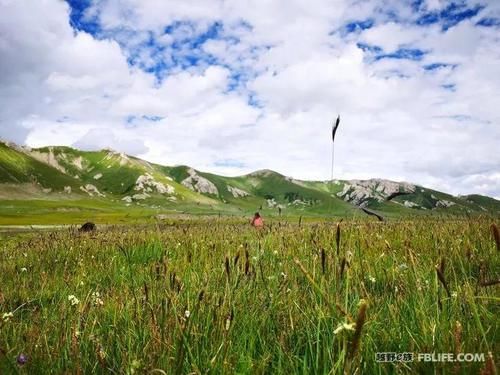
xmin=1 ymin=140 xmax=499 ymax=224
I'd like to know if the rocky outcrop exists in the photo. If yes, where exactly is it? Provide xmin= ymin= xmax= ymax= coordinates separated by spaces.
xmin=227 ymin=185 xmax=249 ymax=198
xmin=337 ymin=179 xmax=415 ymax=207
xmin=181 ymin=168 xmax=218 ymax=195
xmin=436 ymin=199 xmax=455 ymax=208
xmin=135 ymin=173 xmax=174 ymax=194
xmin=80 ymin=184 xmax=105 ymax=197
xmin=28 ymin=147 xmax=67 ymax=173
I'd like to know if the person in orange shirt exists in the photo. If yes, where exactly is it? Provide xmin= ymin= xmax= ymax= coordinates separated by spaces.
xmin=251 ymin=212 xmax=264 ymax=227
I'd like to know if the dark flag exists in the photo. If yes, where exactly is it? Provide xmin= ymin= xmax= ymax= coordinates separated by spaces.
xmin=332 ymin=115 xmax=340 ymax=143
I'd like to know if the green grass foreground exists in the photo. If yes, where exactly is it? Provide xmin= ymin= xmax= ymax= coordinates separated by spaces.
xmin=0 ymin=218 xmax=498 ymax=374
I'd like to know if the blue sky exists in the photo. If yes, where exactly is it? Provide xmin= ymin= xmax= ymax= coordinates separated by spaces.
xmin=1 ymin=0 xmax=499 ymax=197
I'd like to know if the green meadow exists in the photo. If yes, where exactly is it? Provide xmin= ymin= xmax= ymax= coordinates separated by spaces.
xmin=0 ymin=217 xmax=498 ymax=374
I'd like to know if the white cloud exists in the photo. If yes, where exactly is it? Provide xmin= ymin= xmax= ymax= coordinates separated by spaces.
xmin=0 ymin=0 xmax=499 ymax=198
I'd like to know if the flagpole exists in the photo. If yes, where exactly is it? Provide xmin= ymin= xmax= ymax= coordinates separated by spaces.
xmin=331 ymin=138 xmax=335 ymax=183
xmin=331 ymin=115 xmax=340 ymax=183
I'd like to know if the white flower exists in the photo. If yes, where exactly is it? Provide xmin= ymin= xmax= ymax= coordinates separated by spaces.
xmin=451 ymin=292 xmax=458 ymax=298
xmin=68 ymin=295 xmax=80 ymax=306
xmin=369 ymin=276 xmax=376 ymax=283
xmin=333 ymin=322 xmax=356 ymax=335
xmin=20 ymin=267 xmax=27 ymax=273
xmin=2 ymin=312 xmax=14 ymax=322
xmin=184 ymin=310 xmax=190 ymax=319
xmin=92 ymin=291 xmax=104 ymax=306
xmin=280 ymin=272 xmax=287 ymax=279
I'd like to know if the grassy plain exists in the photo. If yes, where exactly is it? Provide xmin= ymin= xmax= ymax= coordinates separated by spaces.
xmin=0 ymin=217 xmax=498 ymax=374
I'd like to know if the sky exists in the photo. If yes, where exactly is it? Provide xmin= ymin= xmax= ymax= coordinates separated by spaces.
xmin=1 ymin=0 xmax=499 ymax=198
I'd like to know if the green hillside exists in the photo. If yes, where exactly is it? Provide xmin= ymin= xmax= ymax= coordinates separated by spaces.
xmin=0 ymin=141 xmax=498 ymax=224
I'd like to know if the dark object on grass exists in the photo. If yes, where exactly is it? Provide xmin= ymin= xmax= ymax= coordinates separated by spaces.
xmin=17 ymin=353 xmax=27 ymax=366
xmin=79 ymin=222 xmax=96 ymax=232
xmin=361 ymin=208 xmax=384 ymax=221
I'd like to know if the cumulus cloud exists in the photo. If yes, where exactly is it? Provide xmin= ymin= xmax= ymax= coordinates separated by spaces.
xmin=73 ymin=128 xmax=148 ymax=155
xmin=0 ymin=0 xmax=499 ymax=197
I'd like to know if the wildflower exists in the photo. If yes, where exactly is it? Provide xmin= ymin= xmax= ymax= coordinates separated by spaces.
xmin=20 ymin=267 xmax=27 ymax=273
xmin=92 ymin=291 xmax=104 ymax=306
xmin=369 ymin=276 xmax=376 ymax=283
xmin=273 ymin=250 xmax=278 ymax=255
xmin=184 ymin=310 xmax=190 ymax=319
xmin=16 ymin=353 xmax=27 ymax=366
xmin=398 ymin=263 xmax=408 ymax=271
xmin=333 ymin=322 xmax=356 ymax=335
xmin=451 ymin=291 xmax=458 ymax=298
xmin=280 ymin=272 xmax=287 ymax=279
xmin=68 ymin=295 xmax=80 ymax=306
xmin=2 ymin=312 xmax=14 ymax=322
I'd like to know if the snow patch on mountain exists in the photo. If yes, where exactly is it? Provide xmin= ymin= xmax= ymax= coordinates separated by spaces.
xmin=337 ymin=179 xmax=416 ymax=207
xmin=182 ymin=168 xmax=218 ymax=195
